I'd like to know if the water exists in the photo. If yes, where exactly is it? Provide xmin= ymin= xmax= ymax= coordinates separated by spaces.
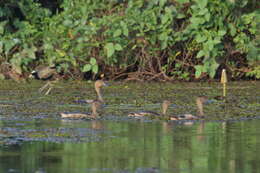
xmin=0 ymin=81 xmax=259 ymax=173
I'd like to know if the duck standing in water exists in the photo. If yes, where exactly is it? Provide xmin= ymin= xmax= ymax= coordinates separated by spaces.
xmin=60 ymin=80 xmax=108 ymax=119
xmin=162 ymin=96 xmax=208 ymax=120
xmin=30 ymin=65 xmax=58 ymax=95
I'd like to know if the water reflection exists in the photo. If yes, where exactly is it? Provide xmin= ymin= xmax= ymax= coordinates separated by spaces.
xmin=0 ymin=118 xmax=260 ymax=173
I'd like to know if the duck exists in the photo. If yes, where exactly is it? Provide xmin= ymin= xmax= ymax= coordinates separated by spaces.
xmin=60 ymin=80 xmax=108 ymax=119
xmin=60 ymin=101 xmax=102 ymax=119
xmin=128 ymin=110 xmax=160 ymax=117
xmin=162 ymin=96 xmax=208 ymax=121
xmin=127 ymin=103 xmax=161 ymax=118
xmin=29 ymin=65 xmax=58 ymax=95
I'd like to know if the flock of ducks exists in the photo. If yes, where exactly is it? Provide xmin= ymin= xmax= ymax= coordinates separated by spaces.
xmin=28 ymin=65 xmax=209 ymax=121
xmin=59 ymin=80 xmax=208 ymax=121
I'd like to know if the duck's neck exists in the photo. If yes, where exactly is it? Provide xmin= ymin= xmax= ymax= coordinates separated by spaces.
xmin=196 ymin=99 xmax=204 ymax=116
xmin=95 ymin=87 xmax=104 ymax=102
xmin=162 ymin=103 xmax=168 ymax=115
xmin=91 ymin=103 xmax=98 ymax=116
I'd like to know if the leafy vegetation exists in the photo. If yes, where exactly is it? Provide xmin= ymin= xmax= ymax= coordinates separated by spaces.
xmin=0 ymin=0 xmax=259 ymax=81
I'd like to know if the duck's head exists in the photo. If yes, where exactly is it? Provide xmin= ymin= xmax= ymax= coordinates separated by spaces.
xmin=196 ymin=96 xmax=209 ymax=104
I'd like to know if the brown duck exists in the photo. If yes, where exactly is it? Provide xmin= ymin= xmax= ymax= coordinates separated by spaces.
xmin=60 ymin=80 xmax=108 ymax=119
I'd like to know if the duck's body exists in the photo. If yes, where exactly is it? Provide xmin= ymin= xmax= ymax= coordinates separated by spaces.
xmin=168 ymin=114 xmax=198 ymax=121
xmin=60 ymin=80 xmax=107 ymax=119
xmin=127 ymin=101 xmax=165 ymax=118
xmin=128 ymin=111 xmax=160 ymax=117
xmin=60 ymin=112 xmax=94 ymax=119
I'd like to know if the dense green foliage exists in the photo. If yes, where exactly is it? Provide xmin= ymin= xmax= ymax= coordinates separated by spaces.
xmin=0 ymin=0 xmax=259 ymax=80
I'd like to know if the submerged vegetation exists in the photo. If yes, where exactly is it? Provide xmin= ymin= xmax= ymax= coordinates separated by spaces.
xmin=0 ymin=0 xmax=259 ymax=81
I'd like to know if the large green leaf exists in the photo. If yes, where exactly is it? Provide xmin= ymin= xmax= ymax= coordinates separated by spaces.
xmin=4 ymin=40 xmax=16 ymax=56
xmin=197 ymin=50 xmax=205 ymax=58
xmin=113 ymin=29 xmax=122 ymax=37
xmin=120 ymin=21 xmax=129 ymax=37
xmin=0 ymin=21 xmax=7 ymax=35
xmin=218 ymin=30 xmax=226 ymax=37
xmin=90 ymin=57 xmax=97 ymax=65
xmin=228 ymin=23 xmax=236 ymax=36
xmin=0 ymin=41 xmax=3 ymax=52
xmin=209 ymin=59 xmax=219 ymax=78
xmin=196 ymin=0 xmax=208 ymax=9
xmin=195 ymin=34 xmax=207 ymax=43
xmin=114 ymin=44 xmax=122 ymax=51
xmin=105 ymin=43 xmax=115 ymax=58
xmin=92 ymin=64 xmax=99 ymax=74
xmin=195 ymin=65 xmax=203 ymax=78
xmin=82 ymin=64 xmax=92 ymax=72
xmin=176 ymin=0 xmax=190 ymax=3
xmin=190 ymin=17 xmax=205 ymax=25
